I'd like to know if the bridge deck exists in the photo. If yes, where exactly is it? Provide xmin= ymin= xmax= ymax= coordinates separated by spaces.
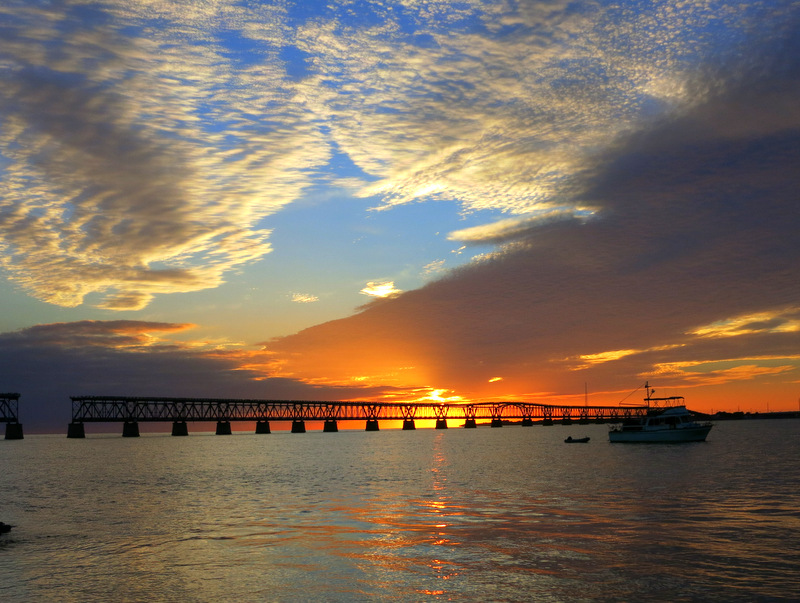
xmin=70 ymin=395 xmax=647 ymax=423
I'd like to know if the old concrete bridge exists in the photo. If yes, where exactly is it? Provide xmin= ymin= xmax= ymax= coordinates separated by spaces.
xmin=66 ymin=395 xmax=648 ymax=437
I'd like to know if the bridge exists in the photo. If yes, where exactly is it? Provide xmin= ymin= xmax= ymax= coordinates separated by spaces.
xmin=1 ymin=393 xmax=23 ymax=440
xmin=67 ymin=395 xmax=648 ymax=437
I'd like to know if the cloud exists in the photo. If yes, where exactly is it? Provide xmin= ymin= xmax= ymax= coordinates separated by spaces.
xmin=259 ymin=17 xmax=800 ymax=405
xmin=0 ymin=1 xmax=327 ymax=310
xmin=1 ymin=320 xmax=195 ymax=349
xmin=448 ymin=211 xmax=592 ymax=245
xmin=360 ymin=281 xmax=401 ymax=298
xmin=294 ymin=0 xmax=800 ymax=220
xmin=3 ymin=0 xmax=797 ymax=315
xmin=690 ymin=308 xmax=800 ymax=339
xmin=292 ymin=293 xmax=319 ymax=303
xmin=422 ymin=259 xmax=446 ymax=278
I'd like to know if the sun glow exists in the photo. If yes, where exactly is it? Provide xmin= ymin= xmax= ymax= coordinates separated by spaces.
xmin=421 ymin=389 xmax=465 ymax=403
xmin=360 ymin=281 xmax=402 ymax=298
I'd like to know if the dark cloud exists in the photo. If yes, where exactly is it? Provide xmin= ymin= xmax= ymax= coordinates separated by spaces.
xmin=262 ymin=26 xmax=800 ymax=402
xmin=0 ymin=321 xmax=410 ymax=432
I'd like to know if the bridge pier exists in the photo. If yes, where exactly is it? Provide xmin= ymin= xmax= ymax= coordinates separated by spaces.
xmin=122 ymin=421 xmax=140 ymax=437
xmin=323 ymin=419 xmax=338 ymax=432
xmin=291 ymin=419 xmax=306 ymax=433
xmin=172 ymin=421 xmax=189 ymax=436
xmin=435 ymin=419 xmax=448 ymax=429
xmin=4 ymin=422 xmax=23 ymax=440
xmin=521 ymin=418 xmax=533 ymax=426
xmin=542 ymin=418 xmax=554 ymax=426
xmin=67 ymin=422 xmax=85 ymax=438
xmin=215 ymin=420 xmax=232 ymax=435
xmin=491 ymin=418 xmax=503 ymax=428
xmin=255 ymin=420 xmax=271 ymax=434
xmin=365 ymin=419 xmax=379 ymax=431
xmin=402 ymin=419 xmax=416 ymax=430
xmin=463 ymin=419 xmax=477 ymax=428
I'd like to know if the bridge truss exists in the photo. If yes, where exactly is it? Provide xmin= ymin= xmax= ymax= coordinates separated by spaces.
xmin=1 ymin=392 xmax=23 ymax=439
xmin=68 ymin=395 xmax=648 ymax=437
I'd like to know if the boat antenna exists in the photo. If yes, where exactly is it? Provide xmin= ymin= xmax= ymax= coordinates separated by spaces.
xmin=617 ymin=382 xmax=646 ymax=405
xmin=646 ymin=382 xmax=655 ymax=405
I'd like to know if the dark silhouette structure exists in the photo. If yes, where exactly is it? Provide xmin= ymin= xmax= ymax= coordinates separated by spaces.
xmin=66 ymin=395 xmax=647 ymax=437
xmin=1 ymin=393 xmax=23 ymax=440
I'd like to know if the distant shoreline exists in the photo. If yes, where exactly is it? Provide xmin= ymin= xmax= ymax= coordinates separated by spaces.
xmin=705 ymin=410 xmax=800 ymax=421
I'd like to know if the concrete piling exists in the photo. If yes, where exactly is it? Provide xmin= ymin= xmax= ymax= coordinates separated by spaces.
xmin=4 ymin=422 xmax=23 ymax=440
xmin=67 ymin=422 xmax=85 ymax=438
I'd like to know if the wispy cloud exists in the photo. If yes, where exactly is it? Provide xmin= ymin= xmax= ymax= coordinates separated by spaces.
xmin=690 ymin=308 xmax=800 ymax=339
xmin=0 ymin=1 xmax=326 ymax=310
xmin=422 ymin=259 xmax=446 ymax=278
xmin=3 ymin=0 xmax=797 ymax=314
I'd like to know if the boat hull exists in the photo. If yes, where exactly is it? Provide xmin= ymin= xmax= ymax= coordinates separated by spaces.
xmin=609 ymin=425 xmax=711 ymax=443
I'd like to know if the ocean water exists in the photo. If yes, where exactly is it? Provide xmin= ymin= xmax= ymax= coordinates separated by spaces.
xmin=1 ymin=420 xmax=798 ymax=602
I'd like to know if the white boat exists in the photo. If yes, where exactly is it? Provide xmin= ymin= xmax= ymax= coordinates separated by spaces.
xmin=608 ymin=383 xmax=712 ymax=443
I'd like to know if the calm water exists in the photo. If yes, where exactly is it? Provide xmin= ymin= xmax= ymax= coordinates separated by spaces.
xmin=1 ymin=420 xmax=798 ymax=602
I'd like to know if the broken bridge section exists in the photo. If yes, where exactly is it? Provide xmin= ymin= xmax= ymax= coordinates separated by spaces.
xmin=66 ymin=395 xmax=647 ymax=437
xmin=1 ymin=393 xmax=23 ymax=440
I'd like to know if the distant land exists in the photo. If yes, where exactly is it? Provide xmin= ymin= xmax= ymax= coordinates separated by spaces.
xmin=704 ymin=410 xmax=800 ymax=421
xmin=489 ymin=410 xmax=800 ymax=427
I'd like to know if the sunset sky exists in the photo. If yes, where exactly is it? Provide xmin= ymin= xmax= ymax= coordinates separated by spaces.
xmin=1 ymin=0 xmax=798 ymax=432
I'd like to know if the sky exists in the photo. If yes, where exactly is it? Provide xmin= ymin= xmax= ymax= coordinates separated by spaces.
xmin=1 ymin=0 xmax=798 ymax=432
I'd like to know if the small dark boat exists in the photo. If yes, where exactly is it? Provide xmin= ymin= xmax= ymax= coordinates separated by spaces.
xmin=564 ymin=436 xmax=590 ymax=443
xmin=0 ymin=522 xmax=12 ymax=534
